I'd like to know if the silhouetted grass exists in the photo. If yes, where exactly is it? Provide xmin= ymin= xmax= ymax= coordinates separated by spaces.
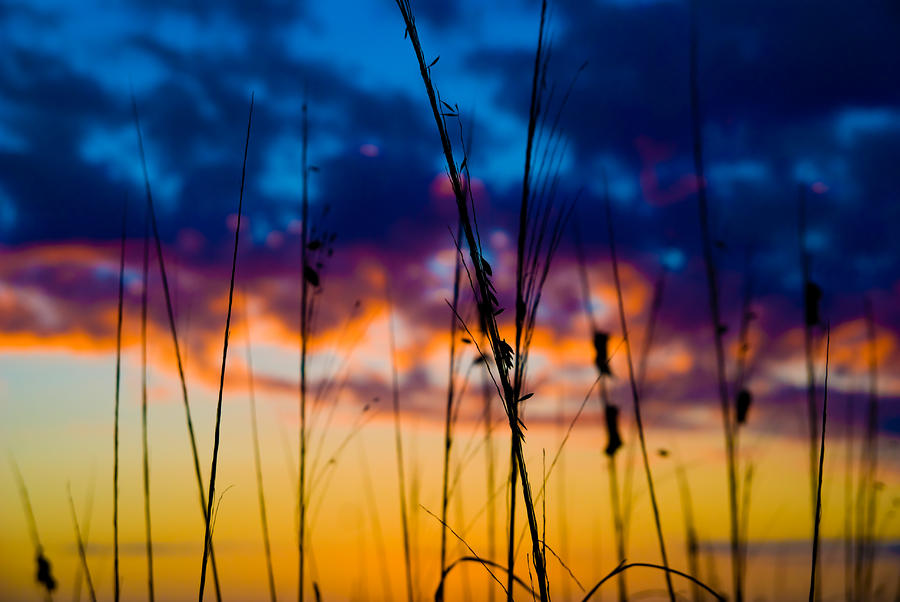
xmin=438 ymin=358 xmax=487 ymax=597
xmin=798 ymin=185 xmax=821 ymax=519
xmin=604 ymin=187 xmax=675 ymax=601
xmin=292 ymin=108 xmax=345 ymax=602
xmin=298 ymin=97 xmax=310 ymax=602
xmin=506 ymin=437 xmax=518 ymax=602
xmin=507 ymin=0 xmax=558 ymax=588
xmin=243 ymin=293 xmax=277 ymax=602
xmin=10 ymin=457 xmax=57 ymax=598
xmin=844 ymin=394 xmax=855 ymax=602
xmin=439 ymin=220 xmax=465 ymax=587
xmin=296 ymin=295 xmax=374 ymax=591
xmin=482 ymin=356 xmax=498 ymax=602
xmin=636 ymin=269 xmax=667 ymax=394
xmin=67 ymin=483 xmax=96 ymax=602
xmin=71 ymin=474 xmax=96 ymax=602
xmin=674 ymin=457 xmax=702 ymax=602
xmin=437 ymin=556 xmax=535 ymax=601
xmin=112 ymin=195 xmax=126 ymax=602
xmin=5 ymin=8 xmax=895 ymax=602
xmin=294 ymin=297 xmax=370 ymax=550
xmin=581 ymin=561 xmax=724 ymax=602
xmin=573 ymin=221 xmax=627 ymax=602
xmin=425 ymin=504 xmax=510 ymax=600
xmin=140 ymin=204 xmax=155 ymax=601
xmin=809 ymin=326 xmax=830 ymax=602
xmin=798 ymin=184 xmax=826 ymax=601
xmin=386 ymin=282 xmax=415 ymax=602
xmin=198 ymin=92 xmax=254 ymax=600
xmin=358 ymin=439 xmax=395 ymax=602
xmin=554 ymin=396 xmax=571 ymax=602
xmin=306 ymin=404 xmax=373 ymax=506
xmin=688 ymin=2 xmax=742 ymax=599
xmin=738 ymin=463 xmax=755 ymax=593
xmin=733 ymin=253 xmax=755 ymax=421
xmin=131 ymin=92 xmax=223 ymax=600
xmin=855 ymin=299 xmax=881 ymax=600
xmin=733 ymin=253 xmax=756 ymax=589
xmin=622 ymin=267 xmax=666 ymax=551
xmin=392 ymin=2 xmax=574 ymax=598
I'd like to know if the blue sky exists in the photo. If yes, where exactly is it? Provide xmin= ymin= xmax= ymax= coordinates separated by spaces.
xmin=1 ymin=0 xmax=899 ymax=373
xmin=2 ymin=0 xmax=898 ymax=300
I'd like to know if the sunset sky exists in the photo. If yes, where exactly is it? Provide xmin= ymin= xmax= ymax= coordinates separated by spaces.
xmin=1 ymin=0 xmax=899 ymax=600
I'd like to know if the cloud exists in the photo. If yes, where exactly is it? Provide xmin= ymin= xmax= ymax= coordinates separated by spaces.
xmin=1 ymin=238 xmax=898 ymax=442
xmin=0 ymin=0 xmax=898 ymax=445
xmin=461 ymin=0 xmax=900 ymax=301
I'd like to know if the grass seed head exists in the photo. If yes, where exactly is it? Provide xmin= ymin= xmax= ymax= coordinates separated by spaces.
xmin=804 ymin=281 xmax=823 ymax=326
xmin=736 ymin=388 xmax=752 ymax=426
xmin=604 ymin=404 xmax=623 ymax=457
xmin=593 ymin=330 xmax=613 ymax=376
xmin=35 ymin=550 xmax=56 ymax=593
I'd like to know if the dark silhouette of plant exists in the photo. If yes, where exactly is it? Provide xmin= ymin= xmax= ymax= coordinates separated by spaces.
xmin=132 ymin=93 xmax=223 ymax=600
xmin=604 ymin=189 xmax=676 ymax=601
xmin=809 ymin=327 xmax=831 ymax=602
xmin=573 ymin=221 xmax=627 ymax=602
xmin=198 ymin=93 xmax=254 ymax=600
xmin=243 ymin=293 xmax=277 ymax=602
xmin=439 ymin=220 xmax=465 ymax=586
xmin=298 ymin=97 xmax=311 ymax=602
xmin=10 ymin=458 xmax=57 ymax=599
xmin=392 ymin=2 xmax=575 ymax=598
xmin=67 ymin=483 xmax=97 ymax=602
xmin=112 ymin=195 xmax=126 ymax=602
xmin=687 ymin=2 xmax=742 ymax=598
xmin=140 ymin=202 xmax=155 ymax=602
xmin=386 ymin=282 xmax=414 ymax=602
xmin=854 ymin=300 xmax=881 ymax=600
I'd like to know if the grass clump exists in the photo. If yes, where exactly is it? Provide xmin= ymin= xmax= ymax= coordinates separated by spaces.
xmin=198 ymin=93 xmax=254 ymax=600
xmin=392 ymin=1 xmax=576 ymax=599
xmin=132 ymin=93 xmax=223 ymax=600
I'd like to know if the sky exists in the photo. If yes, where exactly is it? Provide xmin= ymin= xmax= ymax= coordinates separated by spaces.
xmin=1 ymin=0 xmax=899 ymax=600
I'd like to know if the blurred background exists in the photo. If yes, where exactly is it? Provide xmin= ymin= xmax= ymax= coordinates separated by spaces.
xmin=1 ymin=0 xmax=898 ymax=599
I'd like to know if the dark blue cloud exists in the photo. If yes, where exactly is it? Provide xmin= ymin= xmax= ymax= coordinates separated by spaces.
xmin=0 ymin=0 xmax=897 ymax=322
xmin=0 ymin=0 xmax=441 ymax=250
xmin=459 ymin=0 xmax=900 ymax=308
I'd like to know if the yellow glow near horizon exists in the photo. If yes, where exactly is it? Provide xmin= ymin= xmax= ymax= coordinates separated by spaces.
xmin=1 ymin=342 xmax=898 ymax=601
